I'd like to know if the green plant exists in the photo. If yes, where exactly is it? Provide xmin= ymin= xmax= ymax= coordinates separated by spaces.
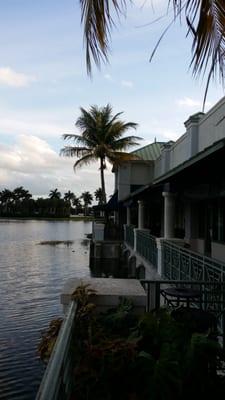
xmin=71 ymin=302 xmax=225 ymax=400
xmin=38 ymin=318 xmax=63 ymax=363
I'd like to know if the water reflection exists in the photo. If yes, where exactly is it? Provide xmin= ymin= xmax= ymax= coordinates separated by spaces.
xmin=0 ymin=219 xmax=91 ymax=400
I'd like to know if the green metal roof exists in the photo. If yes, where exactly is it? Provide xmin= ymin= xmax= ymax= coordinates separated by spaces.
xmin=131 ymin=141 xmax=170 ymax=161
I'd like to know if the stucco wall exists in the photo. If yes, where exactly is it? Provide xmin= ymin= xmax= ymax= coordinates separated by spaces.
xmin=189 ymin=238 xmax=205 ymax=254
xmin=211 ymin=242 xmax=225 ymax=263
xmin=198 ymin=98 xmax=225 ymax=151
xmin=154 ymin=97 xmax=225 ymax=180
xmin=117 ymin=162 xmax=153 ymax=201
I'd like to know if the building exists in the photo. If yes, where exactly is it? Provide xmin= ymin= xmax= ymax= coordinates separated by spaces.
xmin=112 ymin=97 xmax=225 ymax=279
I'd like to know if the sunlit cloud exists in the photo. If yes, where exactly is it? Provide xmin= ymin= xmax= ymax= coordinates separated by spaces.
xmin=0 ymin=67 xmax=36 ymax=88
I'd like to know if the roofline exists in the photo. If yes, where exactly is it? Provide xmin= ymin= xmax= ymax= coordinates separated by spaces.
xmin=119 ymin=138 xmax=225 ymax=202
xmin=153 ymin=139 xmax=225 ymax=184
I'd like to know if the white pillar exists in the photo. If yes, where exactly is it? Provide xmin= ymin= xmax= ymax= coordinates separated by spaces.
xmin=126 ymin=206 xmax=131 ymax=225
xmin=138 ymin=200 xmax=145 ymax=229
xmin=162 ymin=192 xmax=175 ymax=238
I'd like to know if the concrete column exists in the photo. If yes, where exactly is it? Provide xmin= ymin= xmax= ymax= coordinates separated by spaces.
xmin=138 ymin=200 xmax=145 ymax=229
xmin=162 ymin=192 xmax=175 ymax=238
xmin=126 ymin=206 xmax=131 ymax=225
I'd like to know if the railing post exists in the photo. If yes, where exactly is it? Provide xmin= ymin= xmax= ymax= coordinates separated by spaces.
xmin=155 ymin=281 xmax=161 ymax=309
xmin=124 ymin=224 xmax=127 ymax=243
xmin=134 ymin=228 xmax=138 ymax=252
xmin=179 ymin=250 xmax=181 ymax=280
xmin=156 ymin=238 xmax=163 ymax=276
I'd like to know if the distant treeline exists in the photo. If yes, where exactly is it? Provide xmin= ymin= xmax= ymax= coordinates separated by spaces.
xmin=0 ymin=187 xmax=104 ymax=218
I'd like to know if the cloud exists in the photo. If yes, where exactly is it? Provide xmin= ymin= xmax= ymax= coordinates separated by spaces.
xmin=121 ymin=80 xmax=133 ymax=88
xmin=0 ymin=135 xmax=114 ymax=198
xmin=0 ymin=67 xmax=36 ymax=88
xmin=177 ymin=97 xmax=211 ymax=108
xmin=0 ymin=108 xmax=75 ymax=139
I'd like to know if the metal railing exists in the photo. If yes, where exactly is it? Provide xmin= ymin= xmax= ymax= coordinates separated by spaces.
xmin=141 ymin=279 xmax=225 ymax=347
xmin=136 ymin=230 xmax=157 ymax=268
xmin=125 ymin=225 xmax=135 ymax=248
xmin=162 ymin=240 xmax=225 ymax=282
xmin=36 ymin=301 xmax=77 ymax=400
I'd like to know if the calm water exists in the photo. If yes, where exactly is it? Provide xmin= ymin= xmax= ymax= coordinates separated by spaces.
xmin=0 ymin=219 xmax=92 ymax=400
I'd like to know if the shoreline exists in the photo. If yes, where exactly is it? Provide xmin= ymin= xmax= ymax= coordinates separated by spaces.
xmin=0 ymin=216 xmax=94 ymax=222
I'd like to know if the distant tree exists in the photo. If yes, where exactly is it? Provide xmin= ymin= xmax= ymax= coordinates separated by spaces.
xmin=72 ymin=195 xmax=82 ymax=214
xmin=64 ymin=190 xmax=75 ymax=203
xmin=94 ymin=188 xmax=104 ymax=205
xmin=0 ymin=189 xmax=14 ymax=214
xmin=49 ymin=189 xmax=61 ymax=199
xmin=13 ymin=186 xmax=32 ymax=201
xmin=81 ymin=191 xmax=93 ymax=216
xmin=60 ymin=104 xmax=140 ymax=204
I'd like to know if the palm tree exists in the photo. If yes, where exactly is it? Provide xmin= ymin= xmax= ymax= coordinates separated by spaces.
xmin=72 ymin=195 xmax=82 ymax=214
xmin=13 ymin=186 xmax=32 ymax=201
xmin=80 ymin=1 xmax=225 ymax=105
xmin=60 ymin=104 xmax=141 ymax=204
xmin=49 ymin=189 xmax=61 ymax=199
xmin=94 ymin=188 xmax=104 ymax=205
xmin=81 ymin=191 xmax=93 ymax=215
xmin=64 ymin=190 xmax=75 ymax=203
xmin=0 ymin=189 xmax=14 ymax=214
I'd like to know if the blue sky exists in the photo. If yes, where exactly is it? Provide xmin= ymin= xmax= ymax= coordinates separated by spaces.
xmin=0 ymin=0 xmax=224 ymax=199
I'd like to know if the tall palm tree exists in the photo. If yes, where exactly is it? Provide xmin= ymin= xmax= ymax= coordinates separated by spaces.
xmin=60 ymin=104 xmax=141 ymax=203
xmin=49 ymin=188 xmax=61 ymax=199
xmin=80 ymin=1 xmax=225 ymax=105
xmin=81 ymin=191 xmax=93 ymax=215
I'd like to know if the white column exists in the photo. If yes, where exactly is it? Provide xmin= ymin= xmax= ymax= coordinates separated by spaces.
xmin=162 ymin=192 xmax=175 ymax=238
xmin=138 ymin=200 xmax=145 ymax=229
xmin=126 ymin=206 xmax=131 ymax=225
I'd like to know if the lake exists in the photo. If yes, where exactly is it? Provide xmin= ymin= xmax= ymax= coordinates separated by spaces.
xmin=0 ymin=219 xmax=92 ymax=400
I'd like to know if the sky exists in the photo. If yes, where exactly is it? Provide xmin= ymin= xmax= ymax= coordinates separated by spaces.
xmin=0 ymin=0 xmax=224 ymax=200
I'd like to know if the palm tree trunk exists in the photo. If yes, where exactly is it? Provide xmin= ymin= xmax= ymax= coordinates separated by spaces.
xmin=100 ymin=157 xmax=107 ymax=204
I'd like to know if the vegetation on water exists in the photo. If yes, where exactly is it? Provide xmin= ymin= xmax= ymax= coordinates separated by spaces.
xmin=69 ymin=285 xmax=225 ymax=400
xmin=0 ymin=186 xmax=99 ymax=218
xmin=37 ymin=240 xmax=74 ymax=246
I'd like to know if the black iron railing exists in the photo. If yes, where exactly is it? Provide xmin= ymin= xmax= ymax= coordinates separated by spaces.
xmin=141 ymin=279 xmax=225 ymax=347
xmin=162 ymin=240 xmax=225 ymax=282
xmin=136 ymin=230 xmax=157 ymax=268
xmin=125 ymin=225 xmax=135 ymax=248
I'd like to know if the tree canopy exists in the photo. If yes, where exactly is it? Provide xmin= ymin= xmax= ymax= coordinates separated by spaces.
xmin=60 ymin=104 xmax=141 ymax=203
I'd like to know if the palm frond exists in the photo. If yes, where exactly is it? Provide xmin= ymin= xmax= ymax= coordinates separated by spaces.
xmin=60 ymin=146 xmax=90 ymax=158
xmin=80 ymin=0 xmax=129 ymax=74
xmin=110 ymin=135 xmax=142 ymax=150
xmin=172 ymin=0 xmax=225 ymax=107
xmin=73 ymin=152 xmax=97 ymax=170
xmin=107 ymin=151 xmax=140 ymax=165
